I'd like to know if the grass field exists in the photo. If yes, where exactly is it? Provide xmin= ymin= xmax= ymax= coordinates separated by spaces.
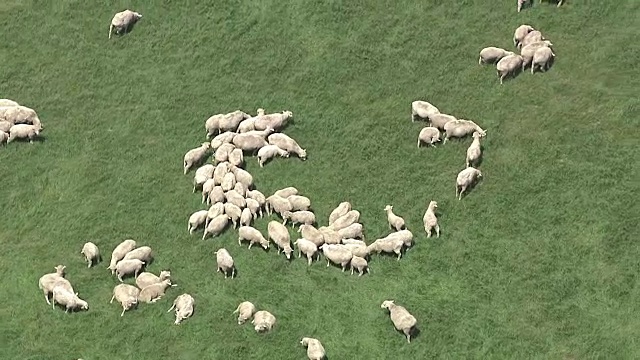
xmin=1 ymin=0 xmax=639 ymax=359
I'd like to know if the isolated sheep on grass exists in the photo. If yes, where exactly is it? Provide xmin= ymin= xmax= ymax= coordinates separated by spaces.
xmin=300 ymin=337 xmax=326 ymax=360
xmin=384 ymin=205 xmax=405 ymax=231
xmin=7 ymin=124 xmax=41 ymax=144
xmin=417 ymin=127 xmax=441 ymax=148
xmin=465 ymin=132 xmax=483 ymax=167
xmin=257 ymin=144 xmax=289 ymax=167
xmin=136 ymin=270 xmax=172 ymax=289
xmin=320 ymin=244 xmax=353 ymax=271
xmin=108 ymin=239 xmax=137 ymax=274
xmin=168 ymin=293 xmax=195 ymax=325
xmin=38 ymin=265 xmax=67 ymax=305
xmin=138 ymin=279 xmax=175 ymax=303
xmin=456 ymin=167 xmax=483 ymax=200
xmin=224 ymin=202 xmax=242 ymax=228
xmin=238 ymin=226 xmax=270 ymax=250
xmin=479 ymin=47 xmax=515 ymax=65
xmin=350 ymin=255 xmax=369 ymax=276
xmin=80 ymin=242 xmax=100 ymax=268
xmin=188 ymin=210 xmax=209 ymax=234
xmin=267 ymin=133 xmax=307 ymax=160
xmin=254 ymin=110 xmax=293 ymax=131
xmin=252 ymin=310 xmax=276 ymax=333
xmin=203 ymin=214 xmax=230 ymax=240
xmin=513 ymin=24 xmax=535 ymax=47
xmin=496 ymin=54 xmax=524 ymax=84
xmin=268 ymin=221 xmax=293 ymax=259
xmin=294 ymin=238 xmax=320 ymax=266
xmin=233 ymin=301 xmax=256 ymax=325
xmin=411 ymin=100 xmax=440 ymax=122
xmin=531 ymin=46 xmax=555 ymax=73
xmin=329 ymin=201 xmax=351 ymax=225
xmin=52 ymin=285 xmax=89 ymax=313
xmin=109 ymin=9 xmax=142 ymax=39
xmin=423 ymin=201 xmax=440 ymax=238
xmin=381 ymin=300 xmax=418 ymax=343
xmin=298 ymin=224 xmax=324 ymax=247
xmin=123 ymin=246 xmax=153 ymax=264
xmin=110 ymin=284 xmax=140 ymax=316
xmin=115 ymin=259 xmax=145 ymax=282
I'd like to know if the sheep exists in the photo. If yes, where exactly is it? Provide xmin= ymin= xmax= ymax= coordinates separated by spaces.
xmin=300 ymin=337 xmax=326 ymax=360
xmin=417 ymin=127 xmax=441 ymax=148
xmin=282 ymin=210 xmax=316 ymax=227
xmin=224 ymin=203 xmax=242 ymax=228
xmin=0 ymin=99 xmax=19 ymax=107
xmin=238 ymin=226 xmax=270 ymax=250
xmin=384 ymin=205 xmax=406 ymax=231
xmin=386 ymin=229 xmax=414 ymax=248
xmin=294 ymin=238 xmax=319 ymax=266
xmin=122 ymin=246 xmax=153 ymax=264
xmin=444 ymin=120 xmax=487 ymax=144
xmin=342 ymin=238 xmax=367 ymax=246
xmin=219 ymin=110 xmax=251 ymax=133
xmin=232 ymin=133 xmax=268 ymax=152
xmin=7 ymin=124 xmax=41 ymax=144
xmin=184 ymin=142 xmax=211 ymax=174
xmin=519 ymin=30 xmax=545 ymax=49
xmin=206 ymin=202 xmax=225 ymax=227
xmin=233 ymin=301 xmax=257 ymax=325
xmin=267 ymin=133 xmax=307 ymax=160
xmin=246 ymin=190 xmax=266 ymax=215
xmin=337 ymin=223 xmax=364 ymax=240
xmin=201 ymin=179 xmax=217 ymax=204
xmin=254 ymin=110 xmax=293 ymax=131
xmin=465 ymin=132 xmax=483 ymax=167
xmin=193 ymin=164 xmax=215 ymax=193
xmin=136 ymin=270 xmax=172 ymax=289
xmin=205 ymin=114 xmax=225 ymax=138
xmin=52 ymin=285 xmax=89 ymax=312
xmin=513 ymin=24 xmax=535 ymax=47
xmin=213 ymin=162 xmax=230 ymax=185
xmin=366 ymin=237 xmax=404 ymax=260
xmin=214 ymin=143 xmax=236 ymax=164
xmin=221 ymin=172 xmax=236 ymax=192
xmin=531 ymin=46 xmax=555 ymax=74
xmin=350 ymin=255 xmax=369 ymax=276
xmin=243 ymin=127 xmax=276 ymax=140
xmin=188 ymin=210 xmax=209 ymax=235
xmin=274 ymin=187 xmax=299 ymax=198
xmin=287 ymin=195 xmax=311 ymax=211
xmin=266 ymin=195 xmax=293 ymax=217
xmin=168 ymin=293 xmax=195 ymax=325
xmin=268 ymin=220 xmax=293 ymax=259
xmin=210 ymin=131 xmax=236 ymax=148
xmin=342 ymin=243 xmax=369 ymax=258
xmin=230 ymin=165 xmax=254 ymax=189
xmin=496 ymin=54 xmax=524 ymax=84
xmin=257 ymin=144 xmax=290 ymax=167
xmin=239 ymin=208 xmax=253 ymax=227
xmin=0 ymin=130 xmax=7 ymax=146
xmin=329 ymin=210 xmax=360 ymax=231
xmin=225 ymin=189 xmax=246 ymax=209
xmin=237 ymin=118 xmax=256 ymax=133
xmin=245 ymin=198 xmax=262 ymax=219
xmin=215 ymin=248 xmax=236 ymax=278
xmin=329 ymin=201 xmax=351 ymax=225
xmin=38 ymin=265 xmax=67 ymax=305
xmin=138 ymin=279 xmax=175 ymax=303
xmin=381 ymin=300 xmax=418 ymax=343
xmin=318 ymin=226 xmax=341 ymax=245
xmin=229 ymin=148 xmax=244 ymax=167
xmin=108 ymin=239 xmax=137 ymax=274
xmin=115 ymin=259 xmax=146 ymax=282
xmin=108 ymin=9 xmax=142 ymax=39
xmin=423 ymin=201 xmax=440 ymax=238
xmin=203 ymin=214 xmax=230 ymax=240
xmin=298 ymin=224 xmax=324 ymax=247
xmin=252 ymin=310 xmax=277 ymax=333
xmin=80 ymin=242 xmax=100 ymax=268
xmin=0 ymin=105 xmax=41 ymax=127
xmin=110 ymin=284 xmax=140 ymax=316
xmin=411 ymin=100 xmax=440 ymax=122
xmin=521 ymin=41 xmax=554 ymax=70
xmin=479 ymin=47 xmax=515 ymax=65
xmin=0 ymin=120 xmax=11 ymax=132
xmin=456 ymin=167 xmax=483 ymax=200
xmin=319 ymin=244 xmax=353 ymax=271
xmin=234 ymin=182 xmax=247 ymax=197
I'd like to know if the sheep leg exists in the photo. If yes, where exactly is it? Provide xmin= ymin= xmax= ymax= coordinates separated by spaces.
xmin=435 ymin=224 xmax=440 ymax=237
xmin=248 ymin=242 xmax=254 ymax=249
xmin=326 ymin=259 xmax=330 ymax=267
xmin=110 ymin=295 xmax=115 ymax=303
xmin=426 ymin=227 xmax=432 ymax=238
xmin=121 ymin=307 xmax=127 ymax=317
xmin=44 ymin=293 xmax=51 ymax=305
xmin=396 ymin=250 xmax=402 ymax=260
xmin=308 ymin=256 xmax=312 ymax=266
xmin=350 ymin=267 xmax=354 ymax=275
xmin=417 ymin=138 xmax=421 ymax=148
xmin=202 ymin=231 xmax=208 ymax=240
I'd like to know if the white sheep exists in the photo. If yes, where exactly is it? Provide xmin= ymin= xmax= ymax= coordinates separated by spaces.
xmin=138 ymin=279 xmax=175 ymax=303
xmin=201 ymin=179 xmax=217 ymax=204
xmin=228 ymin=148 xmax=244 ymax=167
xmin=381 ymin=300 xmax=418 ymax=343
xmin=205 ymin=202 xmax=225 ymax=227
xmin=417 ymin=127 xmax=441 ymax=148
xmin=234 ymin=182 xmax=247 ymax=197
xmin=252 ymin=310 xmax=277 ymax=333
xmin=266 ymin=195 xmax=293 ymax=217
xmin=257 ymin=144 xmax=289 ymax=167
xmin=38 ymin=265 xmax=67 ymax=305
xmin=214 ymin=143 xmax=236 ymax=164
xmin=298 ymin=224 xmax=325 ymax=247
xmin=110 ymin=284 xmax=140 ymax=316
xmin=122 ymin=246 xmax=153 ymax=264
xmin=108 ymin=239 xmax=137 ymax=274
xmin=221 ymin=172 xmax=236 ymax=192
xmin=168 ymin=293 xmax=195 ymax=325
xmin=479 ymin=47 xmax=516 ymax=65
xmin=205 ymin=114 xmax=225 ymax=138
xmin=423 ymin=201 xmax=440 ymax=238
xmin=350 ymin=255 xmax=369 ymax=276
xmin=210 ymin=131 xmax=236 ymax=148
xmin=7 ymin=124 xmax=41 ymax=144
xmin=0 ymin=120 xmax=11 ymax=132
xmin=268 ymin=220 xmax=293 ymax=259
xmin=456 ymin=167 xmax=483 ymax=200
xmin=230 ymin=165 xmax=254 ymax=189
xmin=287 ymin=195 xmax=311 ymax=211
xmin=320 ymin=244 xmax=353 ymax=271
xmin=237 ymin=118 xmax=256 ymax=133
xmin=0 ymin=99 xmax=19 ymax=107
xmin=52 ymin=285 xmax=89 ymax=312
xmin=366 ymin=237 xmax=404 ymax=260
xmin=496 ymin=54 xmax=524 ymax=84
xmin=411 ymin=100 xmax=440 ymax=122
xmin=239 ymin=208 xmax=253 ymax=227
xmin=213 ymin=161 xmax=230 ymax=185
xmin=337 ymin=223 xmax=364 ymax=240
xmin=342 ymin=243 xmax=369 ymax=258
xmin=531 ymin=46 xmax=555 ymax=74
xmin=513 ymin=24 xmax=535 ymax=47
xmin=384 ymin=205 xmax=406 ymax=231
xmin=300 ymin=337 xmax=326 ymax=360
xmin=521 ymin=41 xmax=554 ymax=70
xmin=193 ymin=164 xmax=215 ymax=193
xmin=80 ymin=242 xmax=100 ymax=268
xmin=215 ymin=247 xmax=236 ymax=277
xmin=274 ymin=186 xmax=299 ymax=198
xmin=219 ymin=110 xmax=251 ymax=133
xmin=254 ymin=110 xmax=293 ymax=131
xmin=245 ymin=198 xmax=261 ymax=219
xmin=329 ymin=201 xmax=351 ymax=225
xmin=444 ymin=120 xmax=487 ymax=144
xmin=294 ymin=238 xmax=320 ymax=265
xmin=136 ymin=270 xmax=172 ymax=289
xmin=225 ymin=189 xmax=246 ymax=209
xmin=238 ymin=226 xmax=270 ymax=249
xmin=115 ymin=259 xmax=146 ymax=282
xmin=342 ymin=238 xmax=367 ymax=246
xmin=232 ymin=133 xmax=268 ymax=153
xmin=233 ymin=301 xmax=256 ymax=325
xmin=0 ymin=105 xmax=42 ymax=129
xmin=224 ymin=202 xmax=242 ymax=228
xmin=108 ymin=9 xmax=142 ymax=39
xmin=246 ymin=190 xmax=266 ymax=216
xmin=318 ymin=226 xmax=341 ymax=245
xmin=465 ymin=132 xmax=483 ymax=167
xmin=188 ymin=210 xmax=209 ymax=234
xmin=329 ymin=210 xmax=360 ymax=231
xmin=282 ymin=210 xmax=316 ymax=228
xmin=386 ymin=229 xmax=414 ymax=248
xmin=519 ymin=30 xmax=545 ymax=49
xmin=203 ymin=214 xmax=230 ymax=240
xmin=267 ymin=133 xmax=307 ymax=160
xmin=427 ymin=113 xmax=457 ymax=130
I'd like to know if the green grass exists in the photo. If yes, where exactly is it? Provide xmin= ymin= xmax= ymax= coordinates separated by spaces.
xmin=1 ymin=0 xmax=638 ymax=358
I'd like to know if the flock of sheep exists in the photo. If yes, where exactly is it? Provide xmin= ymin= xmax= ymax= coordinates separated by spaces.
xmin=0 ymin=99 xmax=44 ymax=145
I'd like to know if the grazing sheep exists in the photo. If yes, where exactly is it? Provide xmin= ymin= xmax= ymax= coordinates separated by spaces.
xmin=201 ymin=179 xmax=217 ymax=204
xmin=7 ymin=124 xmax=41 ymax=144
xmin=188 ymin=210 xmax=209 ymax=234
xmin=329 ymin=202 xmax=351 ymax=225
xmin=123 ymin=246 xmax=153 ymax=264
xmin=282 ymin=210 xmax=316 ymax=227
xmin=138 ymin=279 xmax=175 ymax=303
xmin=521 ymin=41 xmax=554 ymax=70
xmin=205 ymin=114 xmax=225 ymax=138
xmin=214 ymin=143 xmax=236 ymax=164
xmin=203 ymin=214 xmax=230 ymax=240
xmin=206 ymin=201 xmax=225 ymax=227
xmin=427 ymin=113 xmax=457 ymax=130
xmin=234 ymin=182 xmax=247 ymax=197
xmin=215 ymin=248 xmax=236 ymax=279
xmin=479 ymin=47 xmax=515 ymax=65
xmin=0 ymin=99 xmax=19 ymax=107
xmin=136 ymin=270 xmax=172 ymax=289
xmin=381 ymin=300 xmax=417 ymax=343
xmin=213 ymin=161 xmax=230 ymax=185
xmin=228 ymin=148 xmax=244 ymax=167
xmin=210 ymin=131 xmax=236 ymax=148
xmin=318 ymin=226 xmax=341 ymax=245
xmin=337 ymin=223 xmax=364 ymax=240
xmin=300 ymin=337 xmax=326 ymax=360
xmin=221 ymin=172 xmax=236 ymax=192
xmin=110 ymin=284 xmax=140 ymax=316
xmin=232 ymin=133 xmax=268 ymax=153
xmin=267 ymin=133 xmax=307 ymax=160
xmin=233 ymin=301 xmax=257 ymax=325
xmin=238 ymin=226 xmax=270 ymax=249
xmin=108 ymin=239 xmax=137 ymax=274
xmin=230 ymin=165 xmax=254 ymax=189
xmin=343 ymin=243 xmax=369 ymax=258
xmin=456 ymin=167 xmax=483 ymax=200
xmin=531 ymin=46 xmax=555 ymax=73
xmin=237 ymin=118 xmax=256 ymax=133
xmin=350 ymin=256 xmax=369 ymax=276
xmin=225 ymin=189 xmax=246 ymax=209
xmin=79 ymin=242 xmax=100 ymax=268
xmin=411 ymin=100 xmax=440 ymax=122
xmin=268 ymin=221 xmax=293 ymax=259
xmin=224 ymin=202 xmax=242 ymax=228
xmin=329 ymin=210 xmax=361 ymax=231
xmin=38 ymin=265 xmax=67 ymax=305
xmin=294 ymin=238 xmax=319 ymax=266
xmin=423 ymin=201 xmax=440 ymax=238
xmin=0 ymin=106 xmax=42 ymax=131
xmin=115 ymin=259 xmax=145 ymax=282
xmin=0 ymin=120 xmax=11 ymax=132
xmin=298 ymin=224 xmax=325 ymax=247
xmin=168 ymin=293 xmax=195 ymax=325
xmin=286 ymin=195 xmax=311 ymax=211
xmin=246 ymin=190 xmax=266 ymax=216
xmin=252 ymin=310 xmax=277 ymax=333
xmin=254 ymin=110 xmax=293 ymax=131
xmin=496 ymin=54 xmax=524 ymax=84
xmin=366 ymin=237 xmax=404 ymax=260
xmin=183 ymin=142 xmax=211 ymax=175
xmin=219 ymin=110 xmax=251 ymax=133
xmin=466 ymin=132 xmax=483 ymax=167
xmin=384 ymin=205 xmax=406 ymax=231
xmin=519 ymin=30 xmax=545 ymax=49
xmin=444 ymin=120 xmax=487 ymax=144
xmin=245 ymin=198 xmax=261 ymax=219
xmin=266 ymin=195 xmax=293 ymax=217
xmin=274 ymin=187 xmax=299 ymax=198
xmin=193 ymin=164 xmax=215 ymax=193
xmin=257 ymin=144 xmax=289 ymax=167
xmin=109 ymin=9 xmax=142 ymax=39
xmin=239 ymin=208 xmax=253 ymax=227
xmin=387 ymin=229 xmax=414 ymax=248
xmin=417 ymin=127 xmax=441 ymax=148
xmin=52 ymin=285 xmax=89 ymax=312
xmin=513 ymin=24 xmax=535 ymax=47
xmin=320 ymin=244 xmax=353 ymax=271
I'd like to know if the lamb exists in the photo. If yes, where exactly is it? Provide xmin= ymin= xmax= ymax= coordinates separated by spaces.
xmin=268 ymin=221 xmax=293 ymax=259
xmin=168 ymin=293 xmax=195 ymax=325
xmin=203 ymin=214 xmax=230 ymax=240
xmin=122 ymin=246 xmax=153 ymax=264
xmin=206 ymin=201 xmax=225 ymax=228
xmin=52 ymin=285 xmax=89 ymax=312
xmin=366 ymin=237 xmax=405 ymax=260
xmin=342 ymin=243 xmax=369 ymax=258
xmin=115 ymin=259 xmax=146 ymax=282
xmin=188 ymin=210 xmax=209 ymax=234
xmin=423 ymin=201 xmax=440 ymax=238
xmin=108 ymin=9 xmax=142 ymax=39
xmin=337 ymin=223 xmax=364 ymax=240
xmin=229 ymin=148 xmax=244 ymax=167
xmin=298 ymin=224 xmax=324 ymax=247
xmin=300 ymin=337 xmax=326 ymax=360
xmin=282 ymin=210 xmax=316 ymax=227
xmin=221 ymin=172 xmax=236 ymax=192
xmin=224 ymin=203 xmax=242 ymax=228
xmin=465 ymin=132 xmax=483 ymax=167
xmin=245 ymin=198 xmax=262 ymax=219
xmin=138 ymin=279 xmax=175 ymax=303
xmin=318 ymin=226 xmax=341 ymax=245
xmin=215 ymin=248 xmax=236 ymax=278
xmin=110 ymin=284 xmax=140 ymax=316
xmin=329 ymin=210 xmax=360 ymax=231
xmin=233 ymin=301 xmax=257 ymax=325
xmin=0 ymin=99 xmax=19 ymax=107
xmin=513 ymin=24 xmax=535 ymax=47
xmin=136 ymin=270 xmax=172 ymax=289
xmin=230 ymin=165 xmax=254 ymax=189
xmin=38 ymin=265 xmax=67 ymax=305
xmin=219 ymin=110 xmax=251 ymax=133
xmin=444 ymin=120 xmax=487 ymax=144
xmin=519 ymin=30 xmax=545 ymax=49
xmin=108 ymin=239 xmax=137 ymax=274
xmin=287 ymin=195 xmax=311 ymax=211
xmin=205 ymin=114 xmax=225 ymax=138
xmin=240 ymin=208 xmax=253 ymax=227
xmin=274 ymin=187 xmax=299 ymax=198
xmin=417 ymin=127 xmax=441 ymax=148
xmin=225 ymin=189 xmax=246 ymax=209
xmin=384 ymin=205 xmax=406 ymax=231
xmin=246 ymin=190 xmax=266 ymax=216
xmin=456 ymin=167 xmax=483 ymax=200
xmin=192 ymin=164 xmax=215 ymax=192
xmin=80 ymin=242 xmax=100 ymax=268
xmin=238 ymin=226 xmax=270 ymax=249
xmin=210 ymin=131 xmax=236 ymax=149
xmin=411 ymin=100 xmax=440 ymax=122
xmin=214 ymin=143 xmax=236 ymax=164
xmin=381 ymin=300 xmax=418 ymax=343
xmin=183 ymin=142 xmax=211 ymax=175
xmin=427 ymin=113 xmax=457 ymax=130
xmin=254 ymin=110 xmax=293 ymax=131
xmin=496 ymin=54 xmax=524 ymax=84
xmin=294 ymin=238 xmax=319 ymax=266
xmin=521 ymin=41 xmax=554 ymax=70
xmin=531 ymin=46 xmax=555 ymax=74
xmin=350 ymin=255 xmax=369 ymax=276
xmin=319 ymin=244 xmax=353 ymax=271
xmin=232 ymin=133 xmax=268 ymax=153
xmin=329 ymin=202 xmax=351 ymax=225
xmin=267 ymin=133 xmax=307 ymax=160
xmin=266 ymin=195 xmax=293 ymax=217
xmin=7 ymin=124 xmax=41 ymax=144
xmin=252 ymin=310 xmax=277 ymax=333
xmin=257 ymin=144 xmax=289 ymax=167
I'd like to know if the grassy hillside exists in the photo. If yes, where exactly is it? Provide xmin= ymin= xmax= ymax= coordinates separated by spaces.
xmin=0 ymin=0 xmax=638 ymax=359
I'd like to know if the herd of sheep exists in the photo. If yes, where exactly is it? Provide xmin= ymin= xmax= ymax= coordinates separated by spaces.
xmin=0 ymin=99 xmax=44 ymax=145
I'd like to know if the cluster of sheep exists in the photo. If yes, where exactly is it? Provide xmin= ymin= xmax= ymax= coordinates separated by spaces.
xmin=0 ymin=99 xmax=44 ymax=145
xmin=413 ymin=101 xmax=485 ymax=199
xmin=479 ymin=24 xmax=555 ymax=84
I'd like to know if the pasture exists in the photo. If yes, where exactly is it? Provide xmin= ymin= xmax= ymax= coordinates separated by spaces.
xmin=0 ymin=0 xmax=638 ymax=359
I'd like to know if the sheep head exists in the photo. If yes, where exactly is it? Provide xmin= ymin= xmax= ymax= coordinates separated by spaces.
xmin=384 ymin=205 xmax=393 ymax=212
xmin=381 ymin=300 xmax=395 ymax=310
xmin=54 ymin=265 xmax=66 ymax=276
xmin=133 ymin=12 xmax=142 ymax=20
xmin=202 ymin=142 xmax=211 ymax=150
xmin=298 ymin=149 xmax=307 ymax=160
xmin=282 ymin=110 xmax=293 ymax=119
xmin=257 ymin=108 xmax=265 ymax=116
xmin=300 ymin=337 xmax=311 ymax=346
xmin=428 ymin=201 xmax=438 ymax=210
